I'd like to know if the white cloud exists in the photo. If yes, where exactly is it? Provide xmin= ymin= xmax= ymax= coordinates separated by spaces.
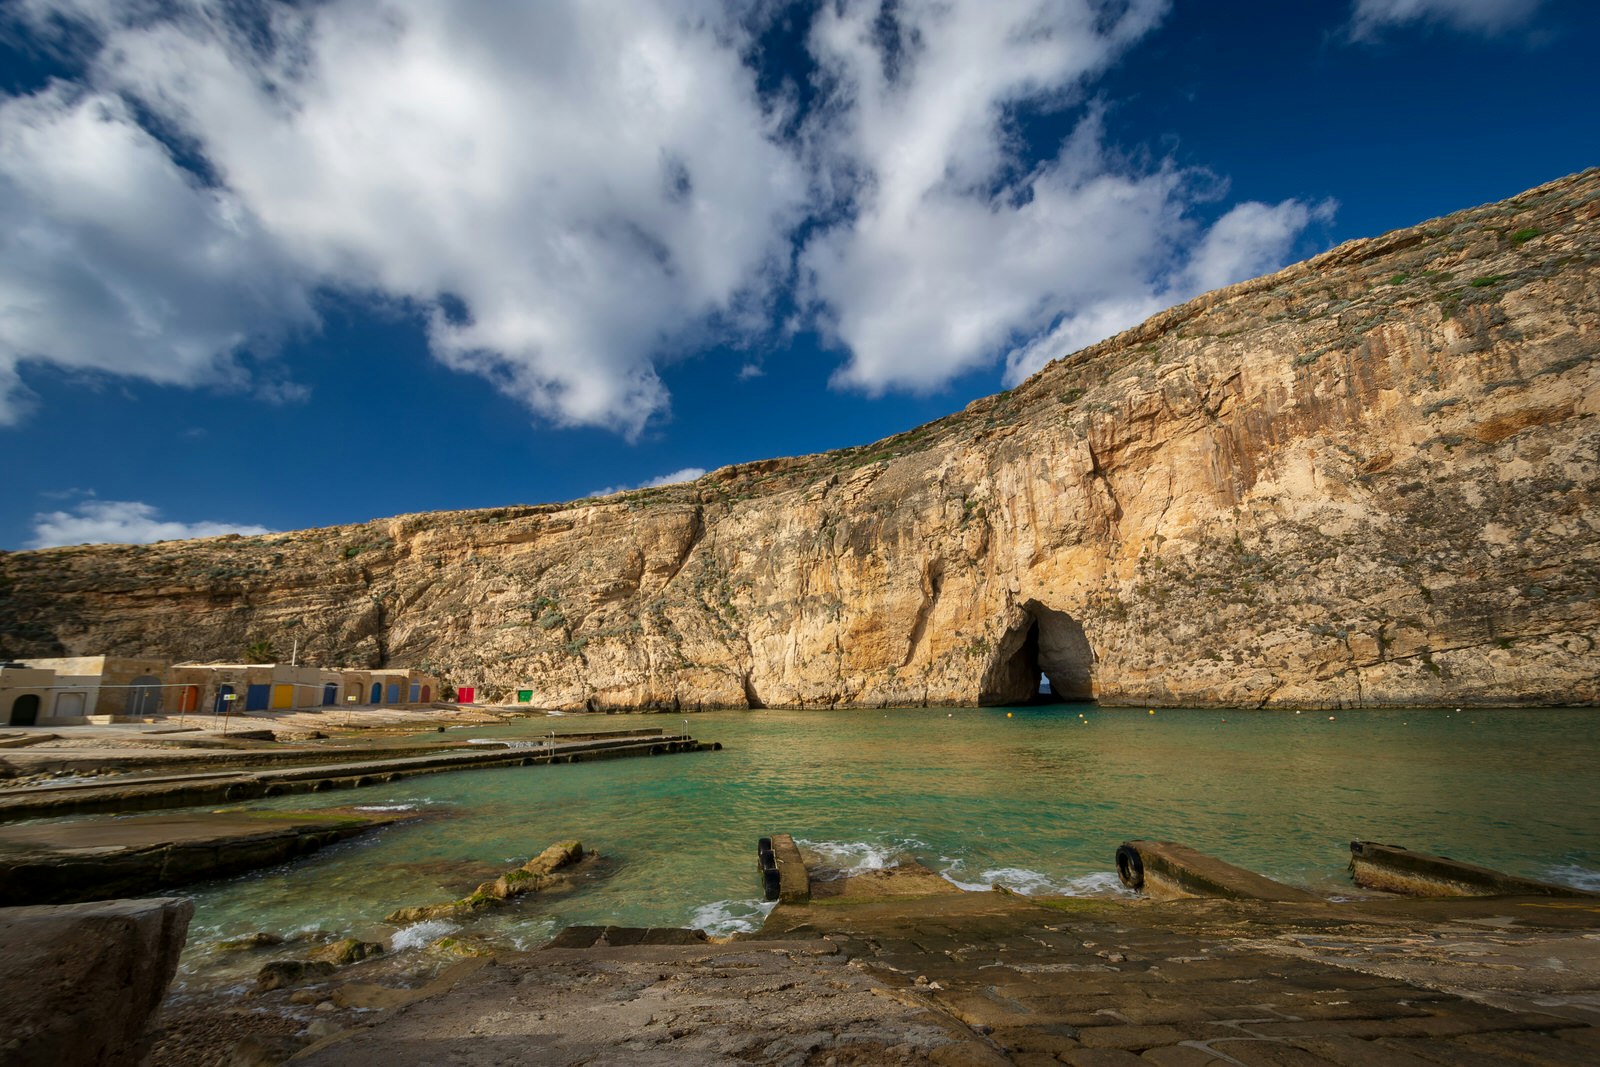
xmin=1349 ymin=0 xmax=1543 ymax=38
xmin=1182 ymin=198 xmax=1339 ymax=297
xmin=799 ymin=0 xmax=1331 ymax=395
xmin=27 ymin=499 xmax=274 ymax=548
xmin=589 ymin=467 xmax=707 ymax=498
xmin=3 ymin=1 xmax=806 ymax=437
xmin=2 ymin=1 xmax=1339 ymax=431
xmin=0 ymin=84 xmax=316 ymax=426
xmin=1002 ymin=196 xmax=1336 ymax=387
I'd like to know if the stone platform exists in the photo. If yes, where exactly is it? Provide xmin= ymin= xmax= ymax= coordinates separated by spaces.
xmin=0 ymin=809 xmax=414 ymax=905
xmin=259 ymin=885 xmax=1600 ymax=1065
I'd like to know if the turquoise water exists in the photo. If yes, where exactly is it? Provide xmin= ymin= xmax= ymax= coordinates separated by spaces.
xmin=177 ymin=705 xmax=1600 ymax=977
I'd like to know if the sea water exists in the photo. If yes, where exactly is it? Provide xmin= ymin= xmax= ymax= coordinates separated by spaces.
xmin=174 ymin=704 xmax=1600 ymax=977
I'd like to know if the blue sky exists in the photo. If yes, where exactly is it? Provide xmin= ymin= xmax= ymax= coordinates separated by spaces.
xmin=1 ymin=0 xmax=1595 ymax=550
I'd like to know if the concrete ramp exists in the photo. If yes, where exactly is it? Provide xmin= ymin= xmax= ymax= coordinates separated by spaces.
xmin=1116 ymin=840 xmax=1322 ymax=902
xmin=1351 ymin=840 xmax=1600 ymax=898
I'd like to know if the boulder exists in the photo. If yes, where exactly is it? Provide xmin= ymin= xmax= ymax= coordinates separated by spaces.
xmin=0 ymin=896 xmax=192 ymax=1067
xmin=523 ymin=840 xmax=584 ymax=876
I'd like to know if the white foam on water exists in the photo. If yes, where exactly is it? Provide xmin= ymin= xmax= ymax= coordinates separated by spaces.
xmin=795 ymin=838 xmax=921 ymax=878
xmin=1545 ymin=864 xmax=1600 ymax=893
xmin=939 ymin=863 xmax=1134 ymax=898
xmin=691 ymin=898 xmax=777 ymax=937
xmin=352 ymin=803 xmax=418 ymax=812
xmin=389 ymin=919 xmax=458 ymax=952
xmin=507 ymin=920 xmax=559 ymax=951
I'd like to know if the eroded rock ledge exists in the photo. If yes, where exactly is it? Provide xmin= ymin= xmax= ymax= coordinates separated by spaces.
xmin=3 ymin=170 xmax=1598 ymax=709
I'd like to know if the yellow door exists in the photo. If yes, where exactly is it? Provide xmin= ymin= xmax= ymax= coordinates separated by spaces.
xmin=271 ymin=684 xmax=295 ymax=709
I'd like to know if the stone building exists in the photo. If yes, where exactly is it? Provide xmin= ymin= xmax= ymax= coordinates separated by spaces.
xmin=0 ymin=663 xmax=55 ymax=726
xmin=2 ymin=656 xmax=449 ymax=725
xmin=18 ymin=656 xmax=174 ymax=721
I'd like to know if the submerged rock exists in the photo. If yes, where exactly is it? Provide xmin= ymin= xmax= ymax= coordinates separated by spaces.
xmin=308 ymin=937 xmax=385 ymax=966
xmin=218 ymin=931 xmax=285 ymax=952
xmin=384 ymin=840 xmax=587 ymax=923
xmin=428 ymin=934 xmax=497 ymax=959
xmin=255 ymin=959 xmax=337 ymax=992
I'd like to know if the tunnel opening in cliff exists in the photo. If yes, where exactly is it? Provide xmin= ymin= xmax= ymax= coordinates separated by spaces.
xmin=978 ymin=601 xmax=1095 ymax=706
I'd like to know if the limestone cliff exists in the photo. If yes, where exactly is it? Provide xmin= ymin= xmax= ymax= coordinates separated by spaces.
xmin=3 ymin=171 xmax=1598 ymax=709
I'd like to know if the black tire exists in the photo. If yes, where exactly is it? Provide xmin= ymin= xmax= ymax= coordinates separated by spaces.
xmin=1115 ymin=844 xmax=1144 ymax=890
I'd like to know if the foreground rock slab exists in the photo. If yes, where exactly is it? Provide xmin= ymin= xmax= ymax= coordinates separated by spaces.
xmin=289 ymin=939 xmax=990 ymax=1066
xmin=0 ymin=809 xmax=413 ymax=905
xmin=0 ymin=897 xmax=191 ymax=1067
xmin=264 ymin=890 xmax=1600 ymax=1065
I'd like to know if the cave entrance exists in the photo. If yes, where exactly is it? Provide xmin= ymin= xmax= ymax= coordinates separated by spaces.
xmin=978 ymin=600 xmax=1095 ymax=707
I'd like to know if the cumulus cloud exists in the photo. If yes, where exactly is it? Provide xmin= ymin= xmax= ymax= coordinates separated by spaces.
xmin=1182 ymin=198 xmax=1339 ymax=296
xmin=0 ymin=83 xmax=315 ymax=426
xmin=590 ymin=466 xmax=707 ymax=498
xmin=3 ymin=0 xmax=805 ymax=436
xmin=1349 ymin=0 xmax=1544 ymax=38
xmin=28 ymin=499 xmax=274 ymax=548
xmin=799 ymin=0 xmax=1332 ymax=394
xmin=2 ymin=0 xmax=1337 ymax=431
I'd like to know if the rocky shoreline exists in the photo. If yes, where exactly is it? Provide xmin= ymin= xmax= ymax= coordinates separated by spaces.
xmin=132 ymin=854 xmax=1600 ymax=1066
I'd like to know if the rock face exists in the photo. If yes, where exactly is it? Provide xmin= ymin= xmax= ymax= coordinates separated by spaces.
xmin=3 ymin=171 xmax=1598 ymax=709
xmin=0 ymin=897 xmax=192 ymax=1066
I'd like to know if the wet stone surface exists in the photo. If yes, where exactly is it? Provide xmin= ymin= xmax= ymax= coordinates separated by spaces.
xmin=171 ymin=890 xmax=1600 ymax=1064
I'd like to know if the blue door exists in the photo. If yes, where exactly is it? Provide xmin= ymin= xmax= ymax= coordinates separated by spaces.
xmin=322 ymin=683 xmax=338 ymax=706
xmin=409 ymin=683 xmax=421 ymax=702
xmin=245 ymin=684 xmax=270 ymax=711
xmin=213 ymin=684 xmax=234 ymax=714
xmin=370 ymin=682 xmax=382 ymax=704
xmin=386 ymin=683 xmax=400 ymax=704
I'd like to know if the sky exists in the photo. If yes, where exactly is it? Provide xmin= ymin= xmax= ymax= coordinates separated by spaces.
xmin=1 ymin=0 xmax=1595 ymax=550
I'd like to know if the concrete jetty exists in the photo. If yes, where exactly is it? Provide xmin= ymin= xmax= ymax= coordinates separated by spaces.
xmin=1351 ymin=840 xmax=1600 ymax=898
xmin=0 ymin=730 xmax=716 ymax=821
xmin=0 ymin=809 xmax=413 ymax=906
xmin=1116 ymin=839 xmax=1324 ymax=902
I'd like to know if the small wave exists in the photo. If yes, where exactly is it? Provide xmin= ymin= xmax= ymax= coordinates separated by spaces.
xmin=940 ymin=864 xmax=1134 ymax=898
xmin=353 ymin=803 xmax=418 ymax=812
xmin=389 ymin=919 xmax=458 ymax=952
xmin=690 ymin=898 xmax=777 ymax=937
xmin=1545 ymin=864 xmax=1600 ymax=893
xmin=795 ymin=838 xmax=920 ymax=878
